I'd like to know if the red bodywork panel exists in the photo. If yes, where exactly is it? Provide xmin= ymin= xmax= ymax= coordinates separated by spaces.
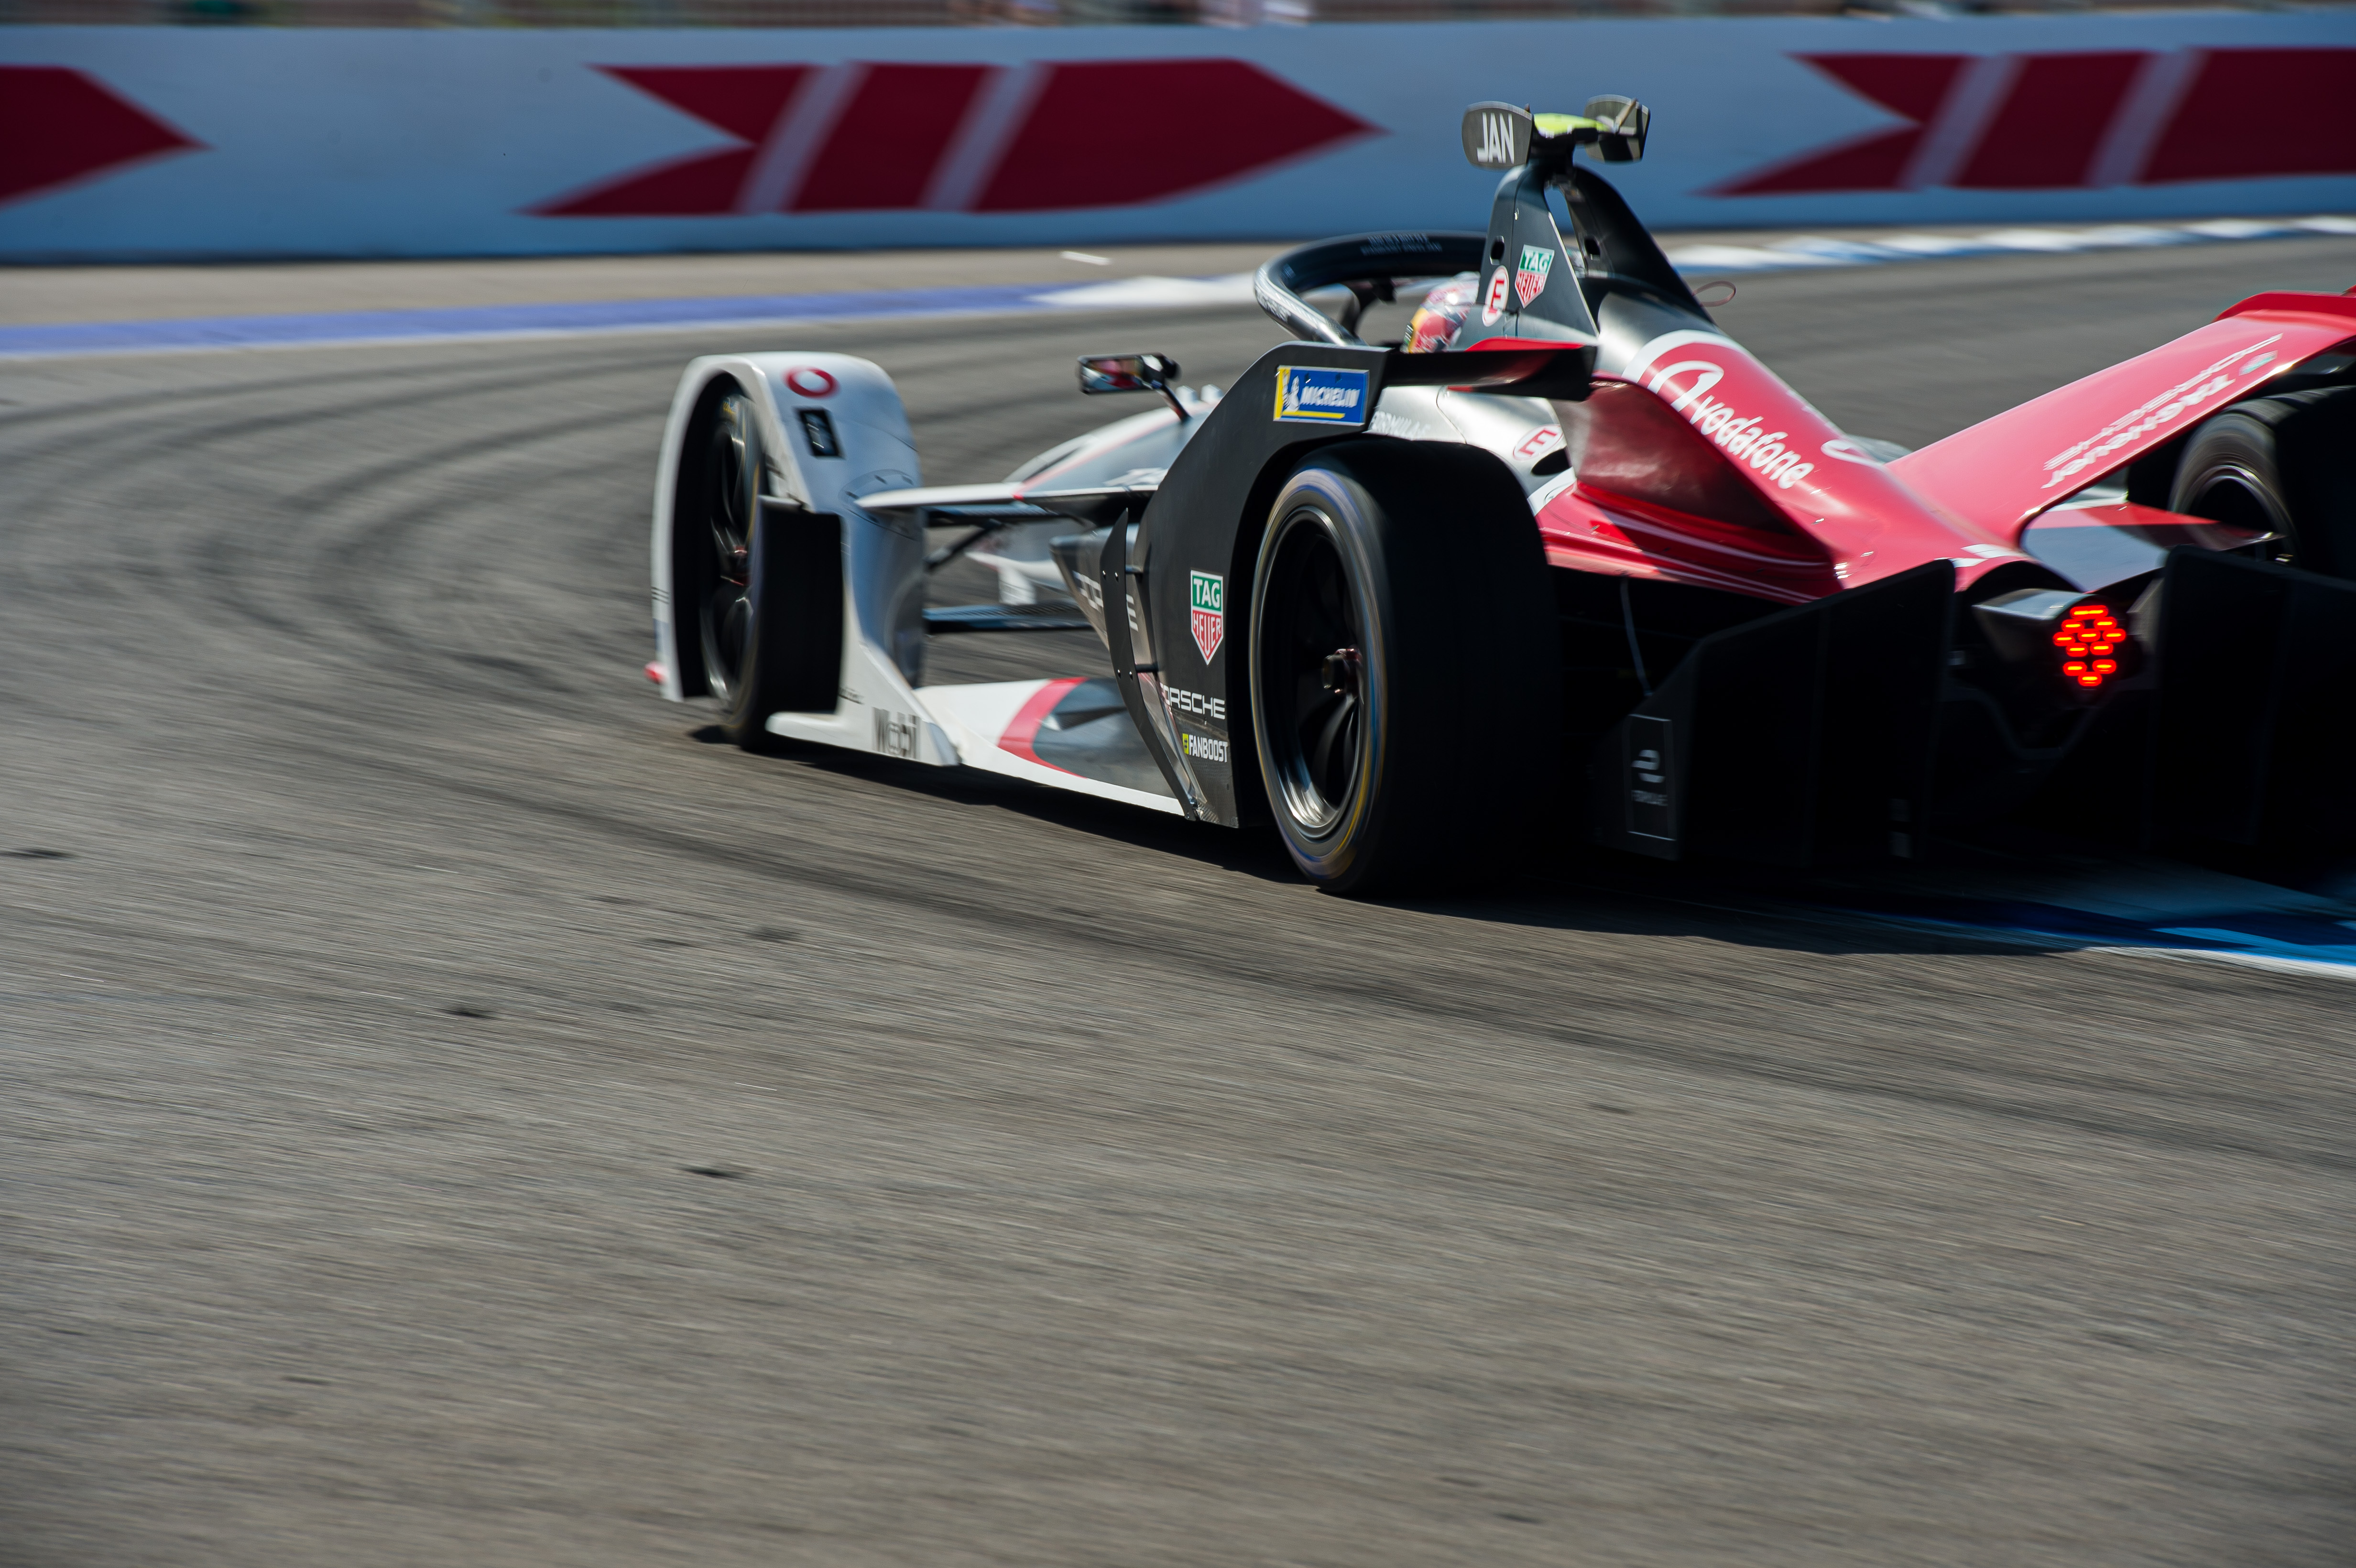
xmin=2024 ymin=498 xmax=2259 ymax=549
xmin=1536 ymin=483 xmax=1835 ymax=604
xmin=1536 ymin=330 xmax=2028 ymax=600
xmin=997 ymin=676 xmax=1087 ymax=774
xmin=1891 ymin=293 xmax=2356 ymax=539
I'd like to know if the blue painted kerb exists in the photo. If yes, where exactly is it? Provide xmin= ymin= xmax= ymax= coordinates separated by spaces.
xmin=0 ymin=281 xmax=1074 ymax=359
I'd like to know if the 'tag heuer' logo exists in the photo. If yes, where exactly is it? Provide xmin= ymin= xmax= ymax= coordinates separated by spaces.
xmin=1514 ymin=243 xmax=1553 ymax=309
xmin=1273 ymin=365 xmax=1368 ymax=425
xmin=1189 ymin=571 xmax=1224 ymax=664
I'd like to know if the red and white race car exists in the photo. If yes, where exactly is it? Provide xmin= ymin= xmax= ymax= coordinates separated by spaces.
xmin=648 ymin=97 xmax=2356 ymax=893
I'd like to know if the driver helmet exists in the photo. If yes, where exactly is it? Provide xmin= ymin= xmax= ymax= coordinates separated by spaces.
xmin=1402 ymin=275 xmax=1476 ymax=354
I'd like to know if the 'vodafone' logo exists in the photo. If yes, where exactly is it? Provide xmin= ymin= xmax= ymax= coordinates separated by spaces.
xmin=784 ymin=366 xmax=837 ymax=398
xmin=1635 ymin=346 xmax=1818 ymax=492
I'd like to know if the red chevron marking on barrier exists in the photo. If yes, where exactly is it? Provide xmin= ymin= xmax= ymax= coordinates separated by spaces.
xmin=791 ymin=64 xmax=994 ymax=213
xmin=0 ymin=65 xmax=200 ymax=207
xmin=1954 ymin=51 xmax=2145 ymax=190
xmin=1713 ymin=54 xmax=1968 ymax=196
xmin=535 ymin=66 xmax=811 ymax=216
xmin=2141 ymin=48 xmax=2356 ymax=184
xmin=1718 ymin=47 xmax=2356 ymax=196
xmin=971 ymin=59 xmax=1373 ymax=211
xmin=536 ymin=57 xmax=1374 ymax=218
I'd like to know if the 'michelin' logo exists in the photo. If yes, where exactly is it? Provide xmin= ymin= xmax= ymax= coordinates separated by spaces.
xmin=1273 ymin=365 xmax=1368 ymax=425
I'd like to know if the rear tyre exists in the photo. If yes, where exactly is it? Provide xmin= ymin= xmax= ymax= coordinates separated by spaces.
xmin=1248 ymin=441 xmax=1560 ymax=895
xmin=2169 ymin=387 xmax=2356 ymax=577
xmin=689 ymin=385 xmax=839 ymax=748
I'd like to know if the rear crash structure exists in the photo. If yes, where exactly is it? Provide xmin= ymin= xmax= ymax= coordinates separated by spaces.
xmin=649 ymin=98 xmax=2356 ymax=893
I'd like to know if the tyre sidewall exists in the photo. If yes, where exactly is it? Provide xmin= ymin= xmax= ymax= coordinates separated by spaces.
xmin=1249 ymin=442 xmax=1559 ymax=894
xmin=701 ymin=389 xmax=765 ymax=737
xmin=2172 ymin=388 xmax=2356 ymax=577
xmin=1250 ymin=466 xmax=1396 ymax=887
xmin=2170 ymin=410 xmax=2295 ymax=554
xmin=699 ymin=387 xmax=838 ymax=749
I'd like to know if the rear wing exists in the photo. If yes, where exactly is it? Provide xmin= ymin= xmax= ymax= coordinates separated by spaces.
xmin=1462 ymin=98 xmax=1649 ymax=170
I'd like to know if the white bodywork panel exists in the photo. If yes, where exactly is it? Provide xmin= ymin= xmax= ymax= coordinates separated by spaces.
xmin=966 ymin=396 xmax=1211 ymax=604
xmin=918 ymin=680 xmax=1182 ymax=815
xmin=649 ymin=353 xmax=1558 ymax=810
xmin=974 ymin=523 xmax=1070 ymax=605
xmin=652 ymin=352 xmax=1178 ymax=801
xmin=651 ymin=350 xmax=956 ymax=766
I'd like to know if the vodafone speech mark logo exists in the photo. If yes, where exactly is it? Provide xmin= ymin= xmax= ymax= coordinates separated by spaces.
xmin=784 ymin=366 xmax=837 ymax=398
xmin=0 ymin=66 xmax=200 ymax=208
xmin=537 ymin=58 xmax=1374 ymax=218
xmin=1717 ymin=47 xmax=2356 ymax=195
xmin=1640 ymin=354 xmax=1818 ymax=492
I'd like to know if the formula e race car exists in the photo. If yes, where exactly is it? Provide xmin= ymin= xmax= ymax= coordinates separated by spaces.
xmin=648 ymin=98 xmax=2356 ymax=893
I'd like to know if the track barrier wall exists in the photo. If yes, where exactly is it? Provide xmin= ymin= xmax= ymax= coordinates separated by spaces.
xmin=3 ymin=13 xmax=2352 ymax=260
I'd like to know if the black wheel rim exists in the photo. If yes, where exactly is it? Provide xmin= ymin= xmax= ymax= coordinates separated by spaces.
xmin=698 ymin=393 xmax=756 ymax=707
xmin=2181 ymin=461 xmax=2295 ymax=563
xmin=1260 ymin=509 xmax=1365 ymax=836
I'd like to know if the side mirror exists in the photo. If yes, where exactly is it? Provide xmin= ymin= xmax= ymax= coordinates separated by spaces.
xmin=1078 ymin=351 xmax=1180 ymax=395
xmin=1078 ymin=352 xmax=1188 ymax=420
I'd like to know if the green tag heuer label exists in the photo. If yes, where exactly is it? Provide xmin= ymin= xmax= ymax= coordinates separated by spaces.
xmin=1514 ymin=243 xmax=1554 ymax=309
xmin=1189 ymin=570 xmax=1224 ymax=663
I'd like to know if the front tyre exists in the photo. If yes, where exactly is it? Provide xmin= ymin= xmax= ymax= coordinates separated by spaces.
xmin=689 ymin=384 xmax=839 ymax=747
xmin=1248 ymin=442 xmax=1560 ymax=895
xmin=2169 ymin=387 xmax=2356 ymax=577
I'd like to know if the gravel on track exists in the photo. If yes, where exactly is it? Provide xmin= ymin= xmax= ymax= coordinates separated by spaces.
xmin=3 ymin=237 xmax=2354 ymax=1568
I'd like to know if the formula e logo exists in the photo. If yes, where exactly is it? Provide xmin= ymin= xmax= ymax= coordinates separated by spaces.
xmin=872 ymin=707 xmax=919 ymax=759
xmin=1514 ymin=245 xmax=1553 ymax=309
xmin=1516 ymin=425 xmax=1563 ymax=460
xmin=1189 ymin=571 xmax=1225 ymax=663
xmin=1274 ymin=365 xmax=1368 ymax=426
xmin=1482 ymin=267 xmax=1509 ymax=327
xmin=1625 ymin=715 xmax=1674 ymax=843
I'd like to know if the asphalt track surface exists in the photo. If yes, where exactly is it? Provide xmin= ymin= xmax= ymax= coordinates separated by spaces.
xmin=5 ymin=237 xmax=2356 ymax=1568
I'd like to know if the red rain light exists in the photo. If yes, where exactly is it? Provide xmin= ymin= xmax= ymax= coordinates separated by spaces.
xmin=2052 ymin=600 xmax=2129 ymax=689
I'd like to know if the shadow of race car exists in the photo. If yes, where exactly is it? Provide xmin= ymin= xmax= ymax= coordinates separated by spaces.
xmin=647 ymin=97 xmax=2356 ymax=894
